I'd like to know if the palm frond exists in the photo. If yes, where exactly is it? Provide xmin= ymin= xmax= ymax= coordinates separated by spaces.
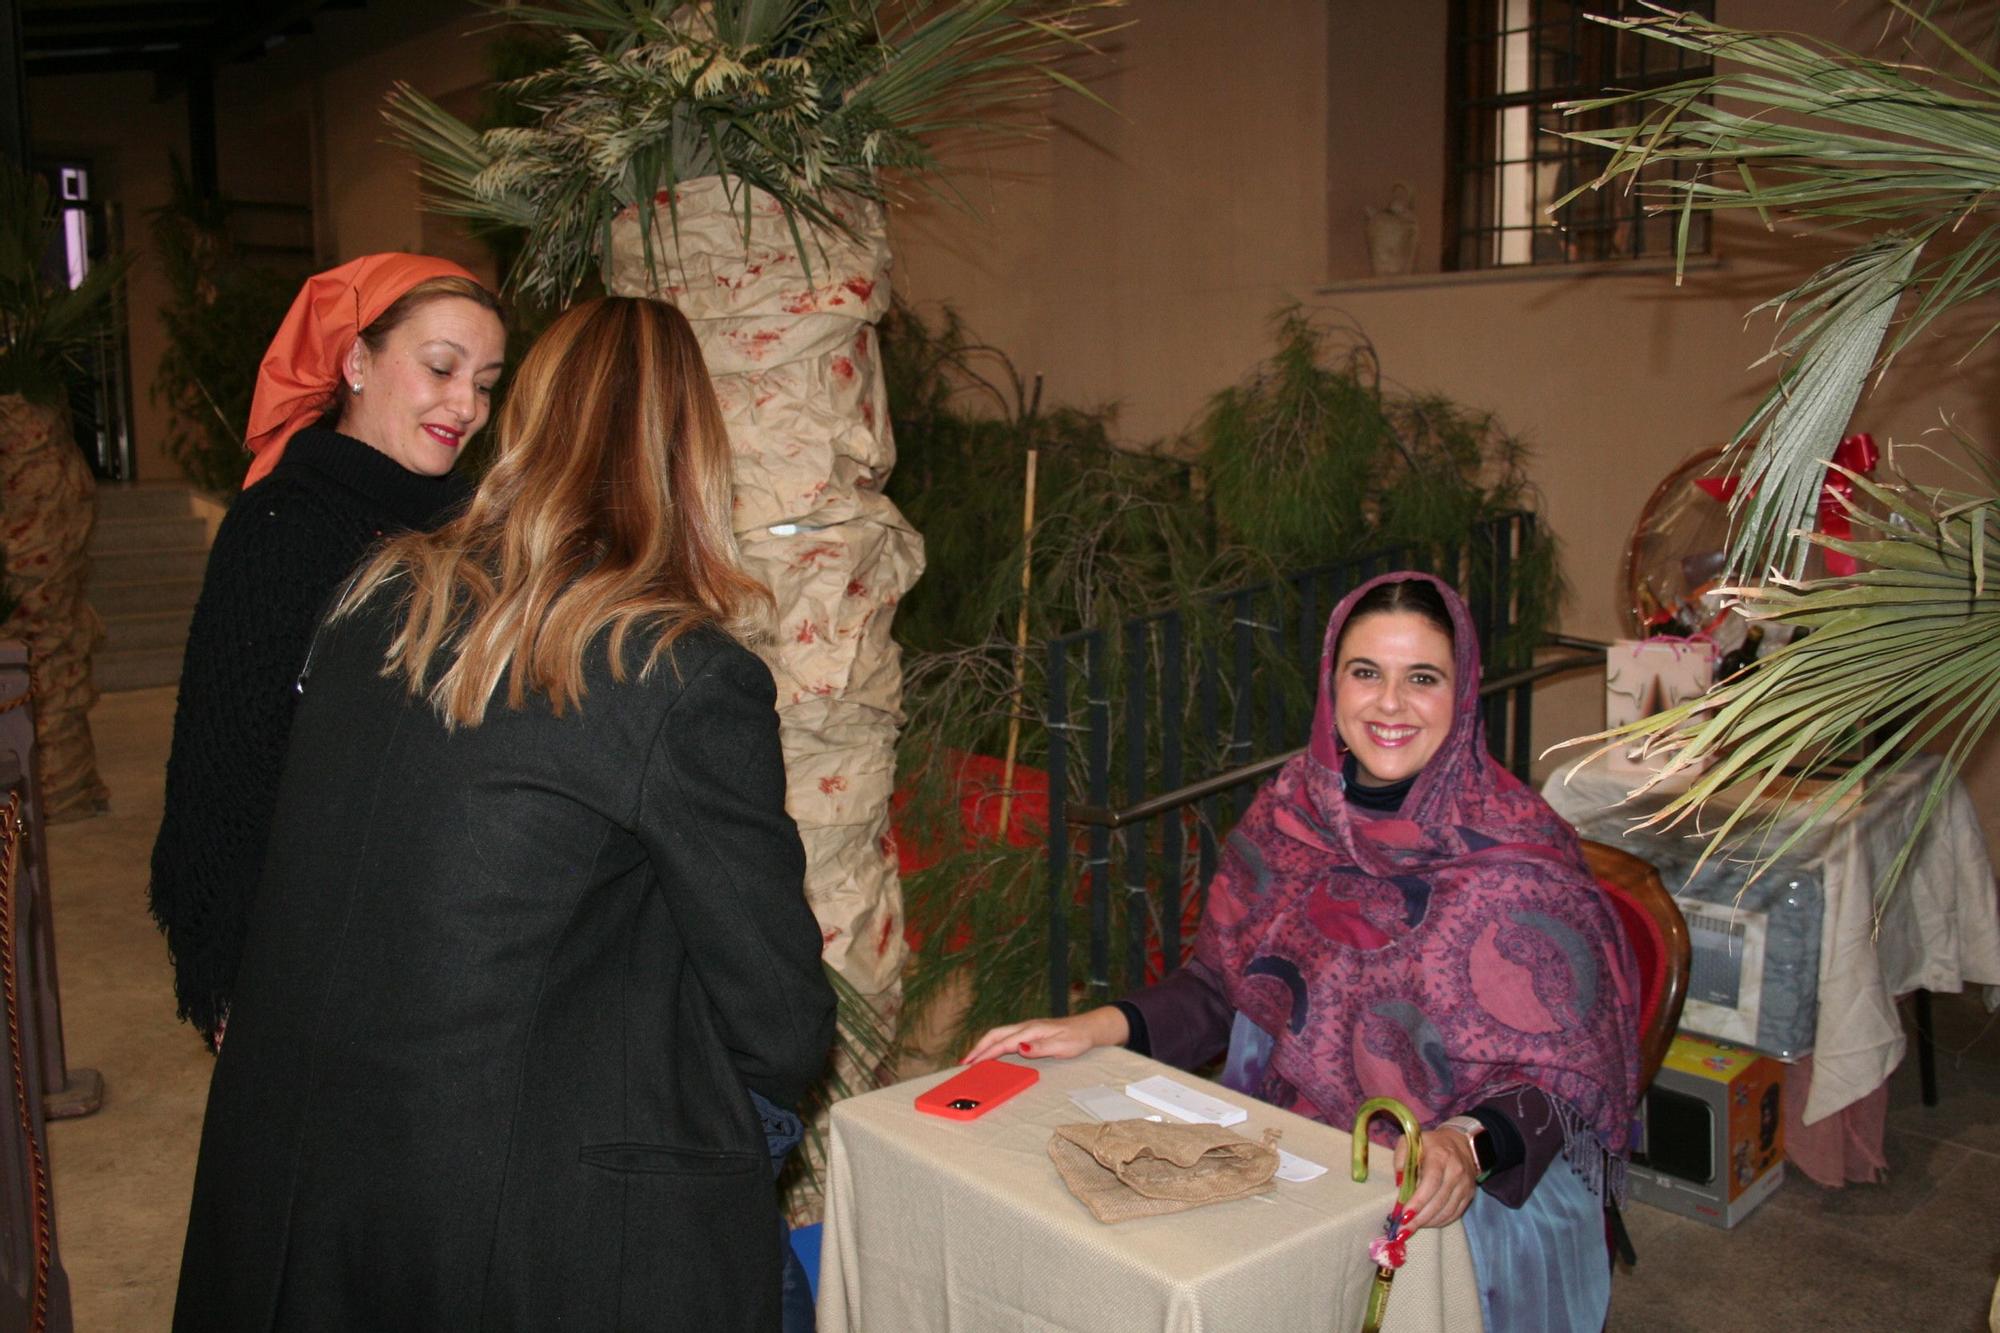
xmin=1563 ymin=446 xmax=2000 ymax=906
xmin=383 ymin=0 xmax=1124 ymax=304
xmin=1552 ymin=2 xmax=2000 ymax=578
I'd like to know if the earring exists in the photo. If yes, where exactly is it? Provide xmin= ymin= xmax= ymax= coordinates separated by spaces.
xmin=351 ymin=381 xmax=363 ymax=394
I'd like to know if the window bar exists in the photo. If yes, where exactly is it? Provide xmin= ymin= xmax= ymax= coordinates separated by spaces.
xmin=1507 ymin=516 xmax=1537 ymax=782
xmin=1196 ymin=643 xmax=1221 ymax=894
xmin=1230 ymin=590 xmax=1256 ymax=770
xmin=1265 ymin=586 xmax=1287 ymax=754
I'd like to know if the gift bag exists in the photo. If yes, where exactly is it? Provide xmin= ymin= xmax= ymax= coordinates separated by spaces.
xmin=1604 ymin=637 xmax=1717 ymax=777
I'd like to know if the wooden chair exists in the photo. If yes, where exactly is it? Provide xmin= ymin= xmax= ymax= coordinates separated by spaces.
xmin=1581 ymin=839 xmax=1690 ymax=1098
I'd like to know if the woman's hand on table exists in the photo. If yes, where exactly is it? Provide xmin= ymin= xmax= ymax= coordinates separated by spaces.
xmin=961 ymin=1006 xmax=1130 ymax=1065
xmin=1394 ymin=1126 xmax=1479 ymax=1230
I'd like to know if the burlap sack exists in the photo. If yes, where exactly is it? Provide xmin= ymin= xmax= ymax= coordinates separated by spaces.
xmin=1048 ymin=1119 xmax=1279 ymax=1224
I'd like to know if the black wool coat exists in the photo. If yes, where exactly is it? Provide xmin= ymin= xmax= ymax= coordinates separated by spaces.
xmin=173 ymin=604 xmax=836 ymax=1332
xmin=151 ymin=428 xmax=472 ymax=1042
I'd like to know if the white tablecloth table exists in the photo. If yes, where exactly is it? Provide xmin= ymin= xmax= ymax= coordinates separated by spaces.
xmin=1544 ymin=752 xmax=2000 ymax=1124
xmin=817 ymin=1046 xmax=1482 ymax=1332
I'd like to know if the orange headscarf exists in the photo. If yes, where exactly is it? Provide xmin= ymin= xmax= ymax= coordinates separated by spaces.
xmin=241 ymin=253 xmax=484 ymax=489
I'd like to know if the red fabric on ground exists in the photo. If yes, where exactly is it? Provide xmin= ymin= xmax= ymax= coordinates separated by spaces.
xmin=1783 ymin=1053 xmax=1890 ymax=1187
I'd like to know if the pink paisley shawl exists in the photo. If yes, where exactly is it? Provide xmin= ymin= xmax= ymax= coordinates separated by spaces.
xmin=1193 ymin=573 xmax=1639 ymax=1157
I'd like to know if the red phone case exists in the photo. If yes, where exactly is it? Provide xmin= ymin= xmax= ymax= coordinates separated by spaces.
xmin=914 ymin=1059 xmax=1040 ymax=1120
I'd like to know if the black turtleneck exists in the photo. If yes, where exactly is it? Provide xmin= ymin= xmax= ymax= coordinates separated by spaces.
xmin=277 ymin=426 xmax=472 ymax=532
xmin=1341 ymin=752 xmax=1416 ymax=812
xmin=151 ymin=428 xmax=472 ymax=1043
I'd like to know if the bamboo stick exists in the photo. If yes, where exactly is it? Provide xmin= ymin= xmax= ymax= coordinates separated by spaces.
xmin=996 ymin=376 xmax=1044 ymax=840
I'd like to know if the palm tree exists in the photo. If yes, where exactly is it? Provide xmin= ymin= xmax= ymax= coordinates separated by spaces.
xmin=0 ymin=164 xmax=129 ymax=820
xmin=1553 ymin=2 xmax=2000 ymax=903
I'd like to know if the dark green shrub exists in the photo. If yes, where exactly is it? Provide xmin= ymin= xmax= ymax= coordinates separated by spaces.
xmin=149 ymin=159 xmax=297 ymax=495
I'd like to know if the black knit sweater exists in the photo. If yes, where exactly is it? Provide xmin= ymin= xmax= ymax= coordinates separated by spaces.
xmin=150 ymin=429 xmax=471 ymax=1043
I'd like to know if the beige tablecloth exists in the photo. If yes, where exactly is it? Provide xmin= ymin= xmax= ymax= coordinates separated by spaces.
xmin=817 ymin=1047 xmax=1481 ymax=1332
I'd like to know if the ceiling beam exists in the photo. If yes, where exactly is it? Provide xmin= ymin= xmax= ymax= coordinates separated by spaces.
xmin=205 ymin=0 xmax=334 ymax=67
xmin=25 ymin=48 xmax=188 ymax=76
xmin=24 ymin=1 xmax=369 ymax=85
xmin=21 ymin=4 xmax=216 ymax=33
xmin=27 ymin=28 xmax=207 ymax=55
xmin=0 ymin=0 xmax=27 ymax=169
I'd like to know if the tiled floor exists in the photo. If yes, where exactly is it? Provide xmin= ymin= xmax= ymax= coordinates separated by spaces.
xmin=40 ymin=685 xmax=2000 ymax=1330
xmin=43 ymin=687 xmax=210 ymax=1331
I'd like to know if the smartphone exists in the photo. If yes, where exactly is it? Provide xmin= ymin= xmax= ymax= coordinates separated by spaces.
xmin=914 ymin=1059 xmax=1040 ymax=1121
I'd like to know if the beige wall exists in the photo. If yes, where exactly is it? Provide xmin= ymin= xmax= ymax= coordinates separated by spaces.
xmin=892 ymin=0 xmax=1333 ymax=443
xmin=886 ymin=0 xmax=2000 ymax=855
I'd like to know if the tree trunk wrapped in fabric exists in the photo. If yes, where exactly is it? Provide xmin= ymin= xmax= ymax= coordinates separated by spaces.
xmin=0 ymin=396 xmax=106 ymax=820
xmin=608 ymin=178 xmax=922 ymax=1016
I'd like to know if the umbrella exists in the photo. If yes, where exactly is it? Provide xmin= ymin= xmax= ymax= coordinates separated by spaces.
xmin=1350 ymin=1097 xmax=1423 ymax=1333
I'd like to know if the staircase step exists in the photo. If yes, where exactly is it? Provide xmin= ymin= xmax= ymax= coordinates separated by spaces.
xmin=90 ymin=578 xmax=203 ymax=619
xmin=95 ymin=644 xmax=184 ymax=693
xmin=95 ymin=484 xmax=200 ymax=522
xmin=101 ymin=608 xmax=192 ymax=653
xmin=90 ymin=515 xmax=208 ymax=557
xmin=90 ymin=546 xmax=211 ymax=585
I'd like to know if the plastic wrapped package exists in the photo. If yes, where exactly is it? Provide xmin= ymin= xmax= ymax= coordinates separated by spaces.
xmin=1568 ymin=806 xmax=1822 ymax=1061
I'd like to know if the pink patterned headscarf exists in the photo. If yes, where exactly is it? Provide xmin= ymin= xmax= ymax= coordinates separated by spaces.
xmin=1194 ymin=572 xmax=1639 ymax=1154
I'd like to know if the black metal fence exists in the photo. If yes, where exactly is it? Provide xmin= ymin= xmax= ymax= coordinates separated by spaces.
xmin=1038 ymin=512 xmax=1603 ymax=1013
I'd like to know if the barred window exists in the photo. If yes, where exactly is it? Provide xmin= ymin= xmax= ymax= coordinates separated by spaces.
xmin=1446 ymin=0 xmax=1715 ymax=269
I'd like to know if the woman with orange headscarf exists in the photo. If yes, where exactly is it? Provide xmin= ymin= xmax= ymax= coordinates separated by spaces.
xmin=150 ymin=254 xmax=507 ymax=1049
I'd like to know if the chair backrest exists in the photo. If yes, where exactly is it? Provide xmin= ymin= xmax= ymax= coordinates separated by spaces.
xmin=1580 ymin=839 xmax=1690 ymax=1099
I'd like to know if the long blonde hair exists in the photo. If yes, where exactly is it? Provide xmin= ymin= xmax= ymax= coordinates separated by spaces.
xmin=335 ymin=296 xmax=769 ymax=727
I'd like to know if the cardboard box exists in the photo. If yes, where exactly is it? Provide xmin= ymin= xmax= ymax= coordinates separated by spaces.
xmin=1627 ymin=1034 xmax=1786 ymax=1228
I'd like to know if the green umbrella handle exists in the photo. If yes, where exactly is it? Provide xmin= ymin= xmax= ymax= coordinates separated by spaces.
xmin=1351 ymin=1097 xmax=1422 ymax=1333
xmin=1350 ymin=1096 xmax=1422 ymax=1202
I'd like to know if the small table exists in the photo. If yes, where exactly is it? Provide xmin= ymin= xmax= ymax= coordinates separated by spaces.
xmin=817 ymin=1047 xmax=1481 ymax=1333
xmin=1544 ymin=752 xmax=2000 ymax=1184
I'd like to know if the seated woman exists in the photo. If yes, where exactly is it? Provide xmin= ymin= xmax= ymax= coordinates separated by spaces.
xmin=966 ymin=573 xmax=1638 ymax=1333
xmin=173 ymin=297 xmax=836 ymax=1331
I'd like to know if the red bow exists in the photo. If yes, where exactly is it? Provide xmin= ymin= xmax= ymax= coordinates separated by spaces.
xmin=1815 ymin=432 xmax=1879 ymax=576
xmin=1690 ymin=432 xmax=1878 ymax=576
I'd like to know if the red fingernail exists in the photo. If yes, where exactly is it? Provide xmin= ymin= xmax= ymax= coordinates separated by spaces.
xmin=1395 ymin=1169 xmax=1404 ymax=1186
xmin=1020 ymin=1043 xmax=1032 ymax=1052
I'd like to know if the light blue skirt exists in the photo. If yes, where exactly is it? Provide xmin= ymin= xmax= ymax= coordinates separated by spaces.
xmin=1461 ymin=1158 xmax=1610 ymax=1333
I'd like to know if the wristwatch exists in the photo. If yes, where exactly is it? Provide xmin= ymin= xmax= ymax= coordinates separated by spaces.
xmin=1439 ymin=1115 xmax=1496 ymax=1181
